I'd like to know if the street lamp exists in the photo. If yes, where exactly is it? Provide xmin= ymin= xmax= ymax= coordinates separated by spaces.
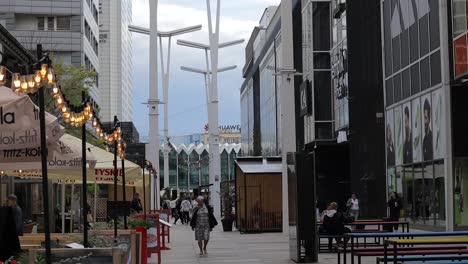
xmin=129 ymin=24 xmax=202 ymax=193
xmin=180 ymin=65 xmax=236 ymax=109
xmin=177 ymin=0 xmax=244 ymax=218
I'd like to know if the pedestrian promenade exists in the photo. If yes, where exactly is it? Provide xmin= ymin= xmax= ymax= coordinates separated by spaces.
xmin=150 ymin=224 xmax=374 ymax=264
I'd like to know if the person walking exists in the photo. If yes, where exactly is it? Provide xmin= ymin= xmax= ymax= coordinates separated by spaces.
xmin=388 ymin=192 xmax=402 ymax=230
xmin=181 ymin=197 xmax=192 ymax=225
xmin=173 ymin=199 xmax=182 ymax=225
xmin=346 ymin=193 xmax=360 ymax=220
xmin=190 ymin=196 xmax=217 ymax=256
xmin=7 ymin=194 xmax=23 ymax=236
xmin=130 ymin=193 xmax=143 ymax=214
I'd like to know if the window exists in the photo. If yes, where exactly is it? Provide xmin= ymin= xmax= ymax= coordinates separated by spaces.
xmin=37 ymin=17 xmax=44 ymax=30
xmin=47 ymin=17 xmax=54 ymax=30
xmin=56 ymin=17 xmax=71 ymax=30
xmin=37 ymin=16 xmax=71 ymax=31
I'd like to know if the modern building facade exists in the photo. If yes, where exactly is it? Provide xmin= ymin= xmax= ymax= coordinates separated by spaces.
xmin=0 ymin=0 xmax=100 ymax=105
xmin=158 ymin=143 xmax=240 ymax=191
xmin=382 ymin=0 xmax=468 ymax=230
xmin=241 ymin=6 xmax=282 ymax=157
xmin=98 ymin=0 xmax=133 ymax=122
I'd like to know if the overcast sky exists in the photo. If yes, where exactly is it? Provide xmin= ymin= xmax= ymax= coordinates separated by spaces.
xmin=131 ymin=0 xmax=280 ymax=140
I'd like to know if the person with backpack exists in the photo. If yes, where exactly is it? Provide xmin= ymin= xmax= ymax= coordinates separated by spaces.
xmin=190 ymin=196 xmax=217 ymax=256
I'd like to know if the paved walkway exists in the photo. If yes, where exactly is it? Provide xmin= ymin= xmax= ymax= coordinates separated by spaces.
xmin=149 ymin=224 xmax=373 ymax=264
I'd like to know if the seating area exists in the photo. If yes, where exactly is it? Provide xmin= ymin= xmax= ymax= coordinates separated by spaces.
xmin=330 ymin=227 xmax=468 ymax=264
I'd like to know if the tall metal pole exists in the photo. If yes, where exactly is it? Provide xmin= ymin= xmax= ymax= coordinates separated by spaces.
xmin=148 ymin=0 xmax=161 ymax=211
xmin=160 ymin=36 xmax=171 ymax=190
xmin=205 ymin=0 xmax=222 ymax=220
xmin=81 ymin=91 xmax=88 ymax=247
xmin=142 ymin=166 xmax=146 ymax=218
xmin=122 ymin=158 xmax=127 ymax=229
xmin=280 ymin=0 xmax=296 ymax=235
xmin=37 ymin=44 xmax=52 ymax=264
xmin=113 ymin=116 xmax=118 ymax=241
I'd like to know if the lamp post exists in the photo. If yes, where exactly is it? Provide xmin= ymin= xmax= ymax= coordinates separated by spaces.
xmin=180 ymin=65 xmax=237 ymax=113
xmin=121 ymin=158 xmax=127 ymax=229
xmin=147 ymin=0 xmax=160 ymax=211
xmin=177 ymin=28 xmax=244 ymax=219
xmin=128 ymin=25 xmax=202 ymax=191
xmin=113 ymin=115 xmax=119 ymax=241
xmin=81 ymin=91 xmax=89 ymax=247
xmin=37 ymin=44 xmax=52 ymax=264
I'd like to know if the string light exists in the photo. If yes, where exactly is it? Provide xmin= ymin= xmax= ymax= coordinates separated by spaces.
xmin=0 ymin=62 xmax=127 ymax=159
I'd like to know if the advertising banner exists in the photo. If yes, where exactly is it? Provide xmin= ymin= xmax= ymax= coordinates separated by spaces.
xmin=432 ymin=88 xmax=445 ymax=159
xmin=402 ymin=102 xmax=412 ymax=164
xmin=421 ymin=93 xmax=433 ymax=161
xmin=412 ymin=98 xmax=422 ymax=162
xmin=0 ymin=86 xmax=64 ymax=150
xmin=394 ymin=106 xmax=403 ymax=166
xmin=386 ymin=110 xmax=395 ymax=167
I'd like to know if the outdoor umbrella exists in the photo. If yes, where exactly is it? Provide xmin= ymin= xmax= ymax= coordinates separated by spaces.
xmin=0 ymin=86 xmax=64 ymax=150
xmin=0 ymin=133 xmax=97 ymax=170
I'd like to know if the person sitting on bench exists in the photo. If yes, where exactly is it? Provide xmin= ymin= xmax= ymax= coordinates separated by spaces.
xmin=323 ymin=202 xmax=353 ymax=244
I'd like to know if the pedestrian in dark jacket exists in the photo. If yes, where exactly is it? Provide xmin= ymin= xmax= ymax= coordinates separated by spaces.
xmin=388 ymin=192 xmax=402 ymax=230
xmin=7 ymin=195 xmax=23 ymax=236
xmin=131 ymin=193 xmax=143 ymax=213
xmin=323 ymin=202 xmax=352 ymax=244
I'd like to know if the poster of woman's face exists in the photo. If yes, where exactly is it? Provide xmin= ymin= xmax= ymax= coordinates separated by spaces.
xmin=394 ymin=106 xmax=403 ymax=166
xmin=403 ymin=102 xmax=413 ymax=164
xmin=412 ymin=98 xmax=422 ymax=163
xmin=432 ymin=89 xmax=445 ymax=160
xmin=422 ymin=93 xmax=433 ymax=161
xmin=386 ymin=110 xmax=395 ymax=167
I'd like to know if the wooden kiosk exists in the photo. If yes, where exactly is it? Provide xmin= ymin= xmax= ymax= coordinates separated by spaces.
xmin=235 ymin=157 xmax=282 ymax=233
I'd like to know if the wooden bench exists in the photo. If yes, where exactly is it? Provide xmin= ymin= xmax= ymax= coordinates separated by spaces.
xmin=377 ymin=254 xmax=468 ymax=264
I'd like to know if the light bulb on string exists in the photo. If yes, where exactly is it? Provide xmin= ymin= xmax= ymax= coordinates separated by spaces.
xmin=27 ymin=75 xmax=36 ymax=88
xmin=51 ymin=83 xmax=59 ymax=96
xmin=20 ymin=76 xmax=28 ymax=91
xmin=40 ymin=64 xmax=48 ymax=78
xmin=92 ymin=118 xmax=97 ymax=128
xmin=47 ymin=68 xmax=54 ymax=83
xmin=0 ymin=66 xmax=6 ymax=85
xmin=61 ymin=106 xmax=67 ymax=113
xmin=12 ymin=73 xmax=21 ymax=89
xmin=34 ymin=70 xmax=42 ymax=83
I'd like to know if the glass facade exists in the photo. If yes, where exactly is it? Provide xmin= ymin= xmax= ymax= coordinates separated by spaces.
xmin=331 ymin=1 xmax=348 ymax=131
xmin=158 ymin=144 xmax=239 ymax=190
xmin=302 ymin=0 xmax=333 ymax=144
xmin=241 ymin=79 xmax=254 ymax=156
xmin=259 ymin=45 xmax=279 ymax=156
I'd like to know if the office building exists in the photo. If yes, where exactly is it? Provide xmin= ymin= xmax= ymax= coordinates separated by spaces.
xmin=98 ymin=0 xmax=133 ymax=122
xmin=0 ymin=0 xmax=100 ymax=105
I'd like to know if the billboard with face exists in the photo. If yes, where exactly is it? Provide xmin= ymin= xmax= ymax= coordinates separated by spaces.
xmin=422 ymin=93 xmax=433 ymax=161
xmin=412 ymin=98 xmax=422 ymax=162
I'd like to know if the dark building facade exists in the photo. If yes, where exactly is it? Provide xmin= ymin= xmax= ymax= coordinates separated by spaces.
xmin=297 ymin=0 xmax=386 ymax=218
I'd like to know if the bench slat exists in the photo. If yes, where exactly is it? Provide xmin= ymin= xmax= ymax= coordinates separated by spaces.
xmin=353 ymin=245 xmax=466 ymax=252
xmin=357 ymin=249 xmax=468 ymax=256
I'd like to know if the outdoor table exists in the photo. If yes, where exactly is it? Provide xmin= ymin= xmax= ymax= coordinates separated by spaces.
xmin=319 ymin=221 xmax=410 ymax=232
xmin=342 ymin=230 xmax=410 ymax=264
xmin=385 ymin=237 xmax=468 ymax=264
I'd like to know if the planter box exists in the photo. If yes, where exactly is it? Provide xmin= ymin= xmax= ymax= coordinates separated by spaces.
xmin=28 ymin=248 xmax=128 ymax=264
